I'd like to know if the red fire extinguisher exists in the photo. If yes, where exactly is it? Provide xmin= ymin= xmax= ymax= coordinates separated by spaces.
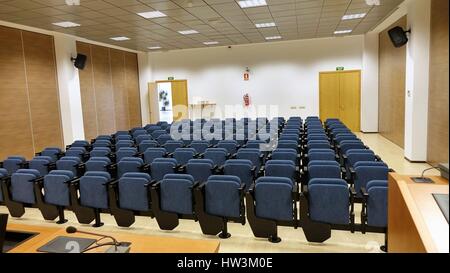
xmin=243 ymin=93 xmax=250 ymax=107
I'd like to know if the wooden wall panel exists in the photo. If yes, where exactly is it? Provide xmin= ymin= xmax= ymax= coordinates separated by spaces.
xmin=110 ymin=49 xmax=129 ymax=131
xmin=91 ymin=45 xmax=115 ymax=135
xmin=427 ymin=0 xmax=449 ymax=164
xmin=124 ymin=52 xmax=142 ymax=128
xmin=76 ymin=42 xmax=98 ymax=141
xmin=378 ymin=17 xmax=407 ymax=148
xmin=0 ymin=26 xmax=34 ymax=159
xmin=77 ymin=42 xmax=141 ymax=139
xmin=22 ymin=31 xmax=63 ymax=153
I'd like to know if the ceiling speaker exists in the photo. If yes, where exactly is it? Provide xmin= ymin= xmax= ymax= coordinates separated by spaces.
xmin=388 ymin=26 xmax=410 ymax=48
xmin=71 ymin=54 xmax=87 ymax=70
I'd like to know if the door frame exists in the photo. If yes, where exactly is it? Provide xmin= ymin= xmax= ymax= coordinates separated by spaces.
xmin=319 ymin=70 xmax=361 ymax=131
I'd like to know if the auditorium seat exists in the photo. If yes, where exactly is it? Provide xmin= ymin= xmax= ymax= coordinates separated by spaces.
xmin=186 ymin=159 xmax=215 ymax=182
xmin=28 ymin=156 xmax=54 ymax=176
xmin=116 ymin=157 xmax=145 ymax=178
xmin=223 ymin=159 xmax=255 ymax=189
xmin=108 ymin=172 xmax=153 ymax=227
xmin=116 ymin=147 xmax=138 ymax=161
xmin=143 ymin=148 xmax=166 ymax=164
xmin=138 ymin=140 xmax=159 ymax=153
xmin=56 ymin=156 xmax=83 ymax=177
xmin=190 ymin=140 xmax=210 ymax=154
xmin=204 ymin=148 xmax=228 ymax=166
xmin=85 ymin=157 xmax=112 ymax=173
xmin=150 ymin=158 xmax=178 ymax=181
xmin=1 ymin=156 xmax=27 ymax=175
xmin=173 ymin=148 xmax=196 ymax=166
xmin=163 ymin=140 xmax=184 ymax=154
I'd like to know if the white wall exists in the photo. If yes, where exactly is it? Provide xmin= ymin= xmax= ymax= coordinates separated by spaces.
xmin=361 ymin=32 xmax=379 ymax=133
xmin=149 ymin=36 xmax=364 ymax=120
xmin=53 ymin=34 xmax=85 ymax=146
xmin=138 ymin=52 xmax=151 ymax=126
xmin=404 ymin=0 xmax=431 ymax=161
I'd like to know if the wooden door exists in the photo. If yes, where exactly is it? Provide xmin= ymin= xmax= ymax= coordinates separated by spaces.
xmin=339 ymin=70 xmax=361 ymax=132
xmin=148 ymin=82 xmax=159 ymax=123
xmin=319 ymin=70 xmax=361 ymax=132
xmin=170 ymin=80 xmax=189 ymax=121
xmin=319 ymin=72 xmax=341 ymax=122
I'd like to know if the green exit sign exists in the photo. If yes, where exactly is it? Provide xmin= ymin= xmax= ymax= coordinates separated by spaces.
xmin=168 ymin=76 xmax=175 ymax=80
xmin=336 ymin=67 xmax=344 ymax=71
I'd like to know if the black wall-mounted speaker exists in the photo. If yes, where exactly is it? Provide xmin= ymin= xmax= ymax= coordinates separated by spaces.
xmin=388 ymin=26 xmax=409 ymax=48
xmin=71 ymin=53 xmax=87 ymax=70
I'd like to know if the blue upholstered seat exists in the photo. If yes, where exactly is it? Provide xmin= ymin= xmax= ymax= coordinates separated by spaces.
xmin=43 ymin=170 xmax=74 ymax=207
xmin=265 ymin=160 xmax=296 ymax=180
xmin=10 ymin=169 xmax=41 ymax=204
xmin=118 ymin=172 xmax=152 ymax=212
xmin=308 ymin=178 xmax=349 ymax=225
xmin=160 ymin=174 xmax=195 ymax=215
xmin=205 ymin=175 xmax=242 ymax=218
xmin=254 ymin=177 xmax=294 ymax=221
xmin=79 ymin=171 xmax=111 ymax=209
xmin=186 ymin=159 xmax=214 ymax=182
xmin=224 ymin=159 xmax=254 ymax=189
xmin=204 ymin=148 xmax=228 ymax=166
xmin=151 ymin=158 xmax=177 ymax=181
xmin=117 ymin=157 xmax=144 ymax=178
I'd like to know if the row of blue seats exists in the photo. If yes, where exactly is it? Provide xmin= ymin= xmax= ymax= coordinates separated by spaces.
xmin=0 ymin=117 xmax=388 ymax=248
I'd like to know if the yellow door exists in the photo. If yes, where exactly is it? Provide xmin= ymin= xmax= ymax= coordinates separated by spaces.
xmin=319 ymin=72 xmax=341 ymax=122
xmin=339 ymin=71 xmax=361 ymax=131
xmin=148 ymin=82 xmax=159 ymax=123
xmin=170 ymin=80 xmax=189 ymax=121
xmin=319 ymin=70 xmax=361 ymax=132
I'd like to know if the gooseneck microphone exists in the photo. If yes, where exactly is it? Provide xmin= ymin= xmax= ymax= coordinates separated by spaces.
xmin=66 ymin=226 xmax=120 ymax=253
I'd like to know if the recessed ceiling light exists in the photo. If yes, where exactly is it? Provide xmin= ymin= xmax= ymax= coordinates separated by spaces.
xmin=52 ymin=21 xmax=80 ymax=28
xmin=178 ymin=30 xmax=199 ymax=35
xmin=148 ymin=46 xmax=162 ymax=50
xmin=255 ymin=22 xmax=276 ymax=28
xmin=265 ymin=36 xmax=282 ymax=40
xmin=238 ymin=0 xmax=267 ymax=8
xmin=110 ymin=36 xmax=130 ymax=41
xmin=334 ymin=30 xmax=352 ymax=34
xmin=342 ymin=13 xmax=366 ymax=20
xmin=203 ymin=41 xmax=219 ymax=45
xmin=137 ymin=11 xmax=167 ymax=19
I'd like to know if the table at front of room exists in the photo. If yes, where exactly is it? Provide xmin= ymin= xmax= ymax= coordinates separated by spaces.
xmin=388 ymin=173 xmax=449 ymax=253
xmin=5 ymin=223 xmax=220 ymax=253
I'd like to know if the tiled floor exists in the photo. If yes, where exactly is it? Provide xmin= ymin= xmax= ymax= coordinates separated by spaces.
xmin=0 ymin=133 xmax=439 ymax=253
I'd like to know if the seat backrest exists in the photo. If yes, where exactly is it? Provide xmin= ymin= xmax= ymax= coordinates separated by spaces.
xmin=29 ymin=156 xmax=53 ymax=176
xmin=90 ymin=147 xmax=111 ymax=157
xmin=354 ymin=165 xmax=389 ymax=197
xmin=173 ymin=148 xmax=196 ymax=165
xmin=277 ymin=140 xmax=298 ymax=151
xmin=347 ymin=152 xmax=376 ymax=167
xmin=117 ymin=172 xmax=152 ymax=212
xmin=41 ymin=148 xmax=61 ymax=162
xmin=190 ymin=140 xmax=209 ymax=154
xmin=160 ymin=174 xmax=195 ymax=215
xmin=246 ymin=140 xmax=266 ymax=149
xmin=156 ymin=134 xmax=173 ymax=145
xmin=71 ymin=140 xmax=90 ymax=148
xmin=205 ymin=175 xmax=242 ymax=218
xmin=150 ymin=158 xmax=178 ymax=181
xmin=116 ymin=135 xmax=132 ymax=141
xmin=186 ymin=159 xmax=214 ymax=182
xmin=138 ymin=140 xmax=158 ymax=153
xmin=10 ymin=169 xmax=41 ymax=204
xmin=254 ymin=176 xmax=294 ymax=221
xmin=308 ymin=161 xmax=341 ymax=179
xmin=115 ymin=140 xmax=134 ymax=149
xmin=308 ymin=178 xmax=349 ymax=225
xmin=92 ymin=140 xmax=111 ymax=148
xmin=145 ymin=125 xmax=162 ymax=133
xmin=117 ymin=157 xmax=143 ymax=178
xmin=271 ymin=149 xmax=298 ymax=164
xmin=43 ymin=170 xmax=74 ymax=206
xmin=135 ymin=135 xmax=152 ymax=145
xmin=56 ymin=157 xmax=81 ymax=176
xmin=265 ymin=160 xmax=296 ymax=180
xmin=204 ymin=148 xmax=228 ymax=166
xmin=224 ymin=159 xmax=254 ymax=188
xmin=143 ymin=148 xmax=166 ymax=164
xmin=366 ymin=180 xmax=388 ymax=228
xmin=236 ymin=148 xmax=261 ymax=169
xmin=308 ymin=150 xmax=336 ymax=161
xmin=86 ymin=157 xmax=111 ymax=172
xmin=217 ymin=140 xmax=238 ymax=154
xmin=116 ymin=147 xmax=138 ymax=162
xmin=151 ymin=130 xmax=167 ymax=140
xmin=163 ymin=140 xmax=184 ymax=153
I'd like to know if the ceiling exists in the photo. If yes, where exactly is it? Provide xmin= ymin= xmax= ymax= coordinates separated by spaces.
xmin=0 ymin=0 xmax=404 ymax=51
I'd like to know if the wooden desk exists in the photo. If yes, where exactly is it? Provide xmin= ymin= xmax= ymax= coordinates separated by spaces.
xmin=388 ymin=173 xmax=449 ymax=253
xmin=6 ymin=223 xmax=220 ymax=253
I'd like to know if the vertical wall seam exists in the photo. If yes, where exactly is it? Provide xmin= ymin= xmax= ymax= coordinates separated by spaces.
xmin=20 ymin=31 xmax=36 ymax=156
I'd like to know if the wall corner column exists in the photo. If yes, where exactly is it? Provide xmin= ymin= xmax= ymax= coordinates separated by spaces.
xmin=361 ymin=32 xmax=379 ymax=133
xmin=404 ymin=0 xmax=431 ymax=161
xmin=54 ymin=33 xmax=85 ymax=145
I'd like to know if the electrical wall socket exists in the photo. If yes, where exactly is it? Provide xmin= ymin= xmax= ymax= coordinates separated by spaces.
xmin=290 ymin=106 xmax=297 ymax=109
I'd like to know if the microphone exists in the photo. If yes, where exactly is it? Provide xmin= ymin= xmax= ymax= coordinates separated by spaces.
xmin=66 ymin=226 xmax=120 ymax=253
xmin=411 ymin=166 xmax=439 ymax=183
